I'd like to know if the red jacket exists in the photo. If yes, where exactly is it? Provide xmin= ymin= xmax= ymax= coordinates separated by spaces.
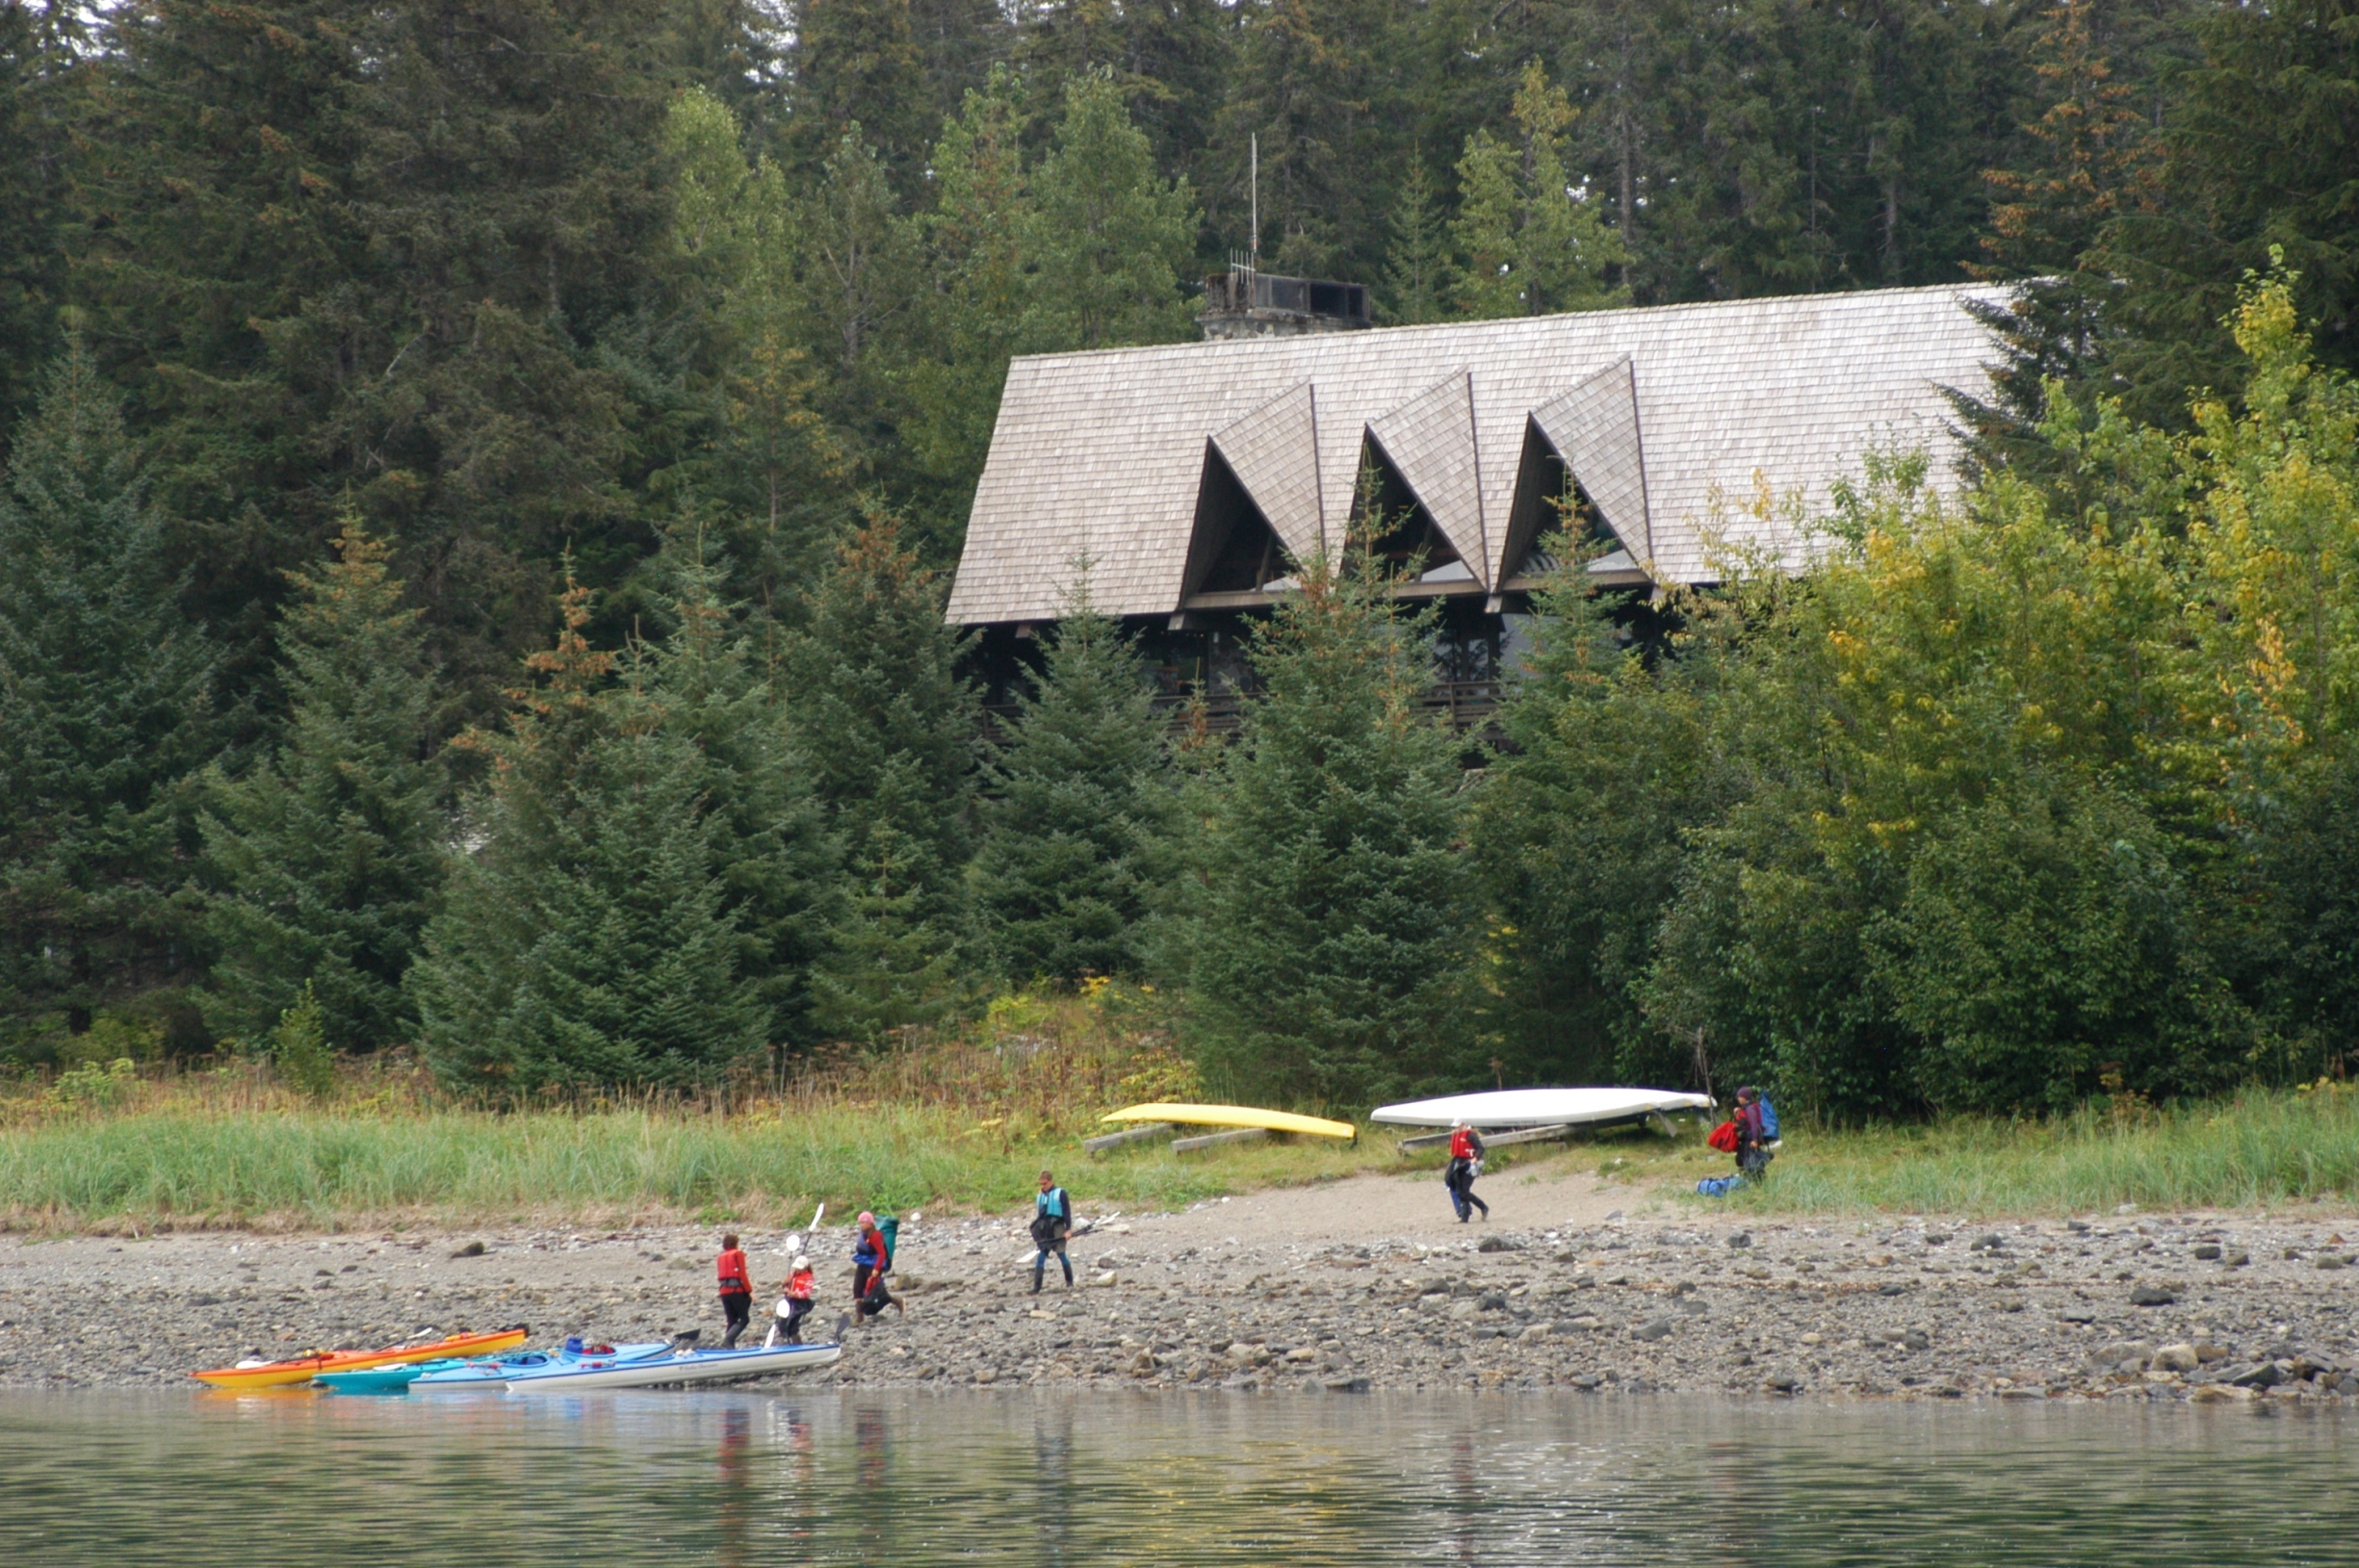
xmin=1449 ymin=1128 xmax=1482 ymax=1162
xmin=715 ymin=1247 xmax=751 ymax=1295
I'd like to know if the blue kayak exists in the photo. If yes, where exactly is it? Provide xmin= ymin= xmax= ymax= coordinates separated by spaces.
xmin=413 ymin=1340 xmax=673 ymax=1387
xmin=503 ymin=1342 xmax=842 ymax=1393
xmin=313 ymin=1364 xmax=430 ymax=1394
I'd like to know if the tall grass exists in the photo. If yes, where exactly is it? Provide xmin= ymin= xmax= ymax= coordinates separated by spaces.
xmin=0 ymin=987 xmax=1396 ymax=1230
xmin=1723 ymin=1087 xmax=2359 ymax=1216
xmin=0 ymin=1101 xmax=1380 ymax=1230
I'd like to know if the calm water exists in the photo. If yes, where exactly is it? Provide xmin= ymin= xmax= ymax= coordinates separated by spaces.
xmin=3 ymin=1390 xmax=2353 ymax=1566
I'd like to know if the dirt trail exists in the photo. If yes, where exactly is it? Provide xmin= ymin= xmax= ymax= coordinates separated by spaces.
xmin=1136 ymin=1165 xmax=1651 ymax=1248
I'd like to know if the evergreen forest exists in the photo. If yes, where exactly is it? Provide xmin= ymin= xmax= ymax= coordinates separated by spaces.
xmin=1 ymin=0 xmax=2355 ymax=1118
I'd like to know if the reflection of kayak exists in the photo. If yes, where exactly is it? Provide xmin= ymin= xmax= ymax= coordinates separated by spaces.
xmin=1370 ymin=1088 xmax=1714 ymax=1129
xmin=414 ymin=1341 xmax=673 ymax=1387
xmin=191 ymin=1326 xmax=530 ymax=1390
xmin=1101 ymin=1103 xmax=1356 ymax=1140
xmin=314 ymin=1364 xmax=430 ymax=1394
xmin=504 ymin=1343 xmax=841 ymax=1393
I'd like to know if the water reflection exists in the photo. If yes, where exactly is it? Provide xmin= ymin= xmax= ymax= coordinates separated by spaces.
xmin=0 ymin=1391 xmax=2350 ymax=1567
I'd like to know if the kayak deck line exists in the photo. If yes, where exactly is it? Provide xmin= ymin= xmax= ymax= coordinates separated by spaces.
xmin=192 ymin=1326 xmax=531 ymax=1390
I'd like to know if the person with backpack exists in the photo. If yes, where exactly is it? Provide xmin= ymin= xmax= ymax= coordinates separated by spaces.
xmin=852 ymin=1212 xmax=901 ymax=1323
xmin=1444 ymin=1122 xmax=1489 ymax=1222
xmin=1030 ymin=1170 xmax=1075 ymax=1293
xmin=765 ymin=1248 xmax=817 ymax=1347
xmin=714 ymin=1232 xmax=755 ymax=1349
xmin=1734 ymin=1086 xmax=1776 ymax=1179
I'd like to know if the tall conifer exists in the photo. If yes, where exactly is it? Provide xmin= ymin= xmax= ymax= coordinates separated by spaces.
xmin=1173 ymin=544 xmax=1483 ymax=1103
xmin=1453 ymin=63 xmax=1630 ymax=319
xmin=0 ymin=343 xmax=217 ymax=1041
xmin=199 ymin=508 xmax=442 ymax=1050
xmin=408 ymin=571 xmax=773 ymax=1092
xmin=784 ymin=510 xmax=978 ymax=1039
xmin=973 ymin=587 xmax=1175 ymax=985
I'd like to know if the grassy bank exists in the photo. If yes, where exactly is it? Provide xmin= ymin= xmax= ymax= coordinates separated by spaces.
xmin=8 ymin=998 xmax=2355 ymax=1229
xmin=1682 ymin=1086 xmax=2359 ymax=1218
xmin=0 ymin=990 xmax=1405 ymax=1230
xmin=0 ymin=1100 xmax=1406 ymax=1232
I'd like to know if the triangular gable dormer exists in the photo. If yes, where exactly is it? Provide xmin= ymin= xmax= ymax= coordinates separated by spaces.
xmin=1515 ymin=357 xmax=1652 ymax=584
xmin=1209 ymin=383 xmax=1324 ymax=567
xmin=1180 ymin=440 xmax=1294 ymax=605
xmin=1350 ymin=431 xmax=1472 ymax=585
xmin=1363 ymin=372 xmax=1488 ymax=587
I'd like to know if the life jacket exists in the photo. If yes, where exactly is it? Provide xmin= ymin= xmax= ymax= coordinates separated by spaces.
xmin=1448 ymin=1128 xmax=1479 ymax=1162
xmin=715 ymin=1247 xmax=750 ymax=1294
xmin=1032 ymin=1188 xmax=1071 ymax=1246
xmin=786 ymin=1268 xmax=815 ymax=1301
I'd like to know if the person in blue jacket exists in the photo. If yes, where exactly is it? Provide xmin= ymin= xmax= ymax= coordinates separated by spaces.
xmin=1030 ymin=1170 xmax=1075 ymax=1293
xmin=1734 ymin=1087 xmax=1776 ymax=1179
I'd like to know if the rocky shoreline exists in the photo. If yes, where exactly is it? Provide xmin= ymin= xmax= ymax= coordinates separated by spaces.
xmin=6 ymin=1185 xmax=2357 ymax=1404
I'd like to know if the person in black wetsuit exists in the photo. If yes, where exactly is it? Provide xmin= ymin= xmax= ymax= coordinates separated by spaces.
xmin=1030 ymin=1170 xmax=1075 ymax=1293
xmin=1444 ymin=1123 xmax=1489 ymax=1222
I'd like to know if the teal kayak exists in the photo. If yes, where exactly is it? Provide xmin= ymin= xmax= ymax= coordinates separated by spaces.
xmin=313 ymin=1363 xmax=429 ymax=1394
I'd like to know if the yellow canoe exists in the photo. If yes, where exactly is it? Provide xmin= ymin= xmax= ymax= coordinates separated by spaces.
xmin=1102 ymin=1102 xmax=1357 ymax=1141
xmin=192 ymin=1326 xmax=530 ymax=1390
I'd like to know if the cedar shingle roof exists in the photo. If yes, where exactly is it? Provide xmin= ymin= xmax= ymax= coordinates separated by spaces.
xmin=946 ymin=283 xmax=2005 ymax=625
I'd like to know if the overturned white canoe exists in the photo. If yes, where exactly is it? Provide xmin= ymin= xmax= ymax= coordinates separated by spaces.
xmin=502 ymin=1342 xmax=841 ymax=1392
xmin=1370 ymin=1087 xmax=1713 ymax=1129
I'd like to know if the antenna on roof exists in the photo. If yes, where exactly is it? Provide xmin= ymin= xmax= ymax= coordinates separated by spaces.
xmin=1250 ymin=134 xmax=1259 ymax=273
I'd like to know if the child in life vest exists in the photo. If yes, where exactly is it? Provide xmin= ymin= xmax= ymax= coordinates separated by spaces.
xmin=714 ymin=1232 xmax=754 ymax=1349
xmin=765 ymin=1251 xmax=817 ymax=1346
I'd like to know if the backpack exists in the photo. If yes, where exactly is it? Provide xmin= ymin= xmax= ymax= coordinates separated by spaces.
xmin=1757 ymin=1095 xmax=1780 ymax=1140
xmin=877 ymin=1215 xmax=898 ymax=1266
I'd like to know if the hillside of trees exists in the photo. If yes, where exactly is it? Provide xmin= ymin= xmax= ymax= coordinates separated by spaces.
xmin=1 ymin=0 xmax=2353 ymax=1116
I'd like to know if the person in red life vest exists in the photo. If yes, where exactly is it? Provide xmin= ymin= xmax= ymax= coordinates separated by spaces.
xmin=1444 ymin=1122 xmax=1489 ymax=1222
xmin=765 ymin=1248 xmax=817 ymax=1347
xmin=852 ymin=1212 xmax=901 ymax=1324
xmin=714 ymin=1232 xmax=754 ymax=1349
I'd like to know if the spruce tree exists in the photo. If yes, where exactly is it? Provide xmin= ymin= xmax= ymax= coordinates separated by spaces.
xmin=0 ymin=1 xmax=81 ymax=447
xmin=632 ymin=523 xmax=840 ymax=1050
xmin=902 ymin=67 xmax=1035 ymax=543
xmin=783 ymin=509 xmax=979 ymax=1040
xmin=198 ymin=507 xmax=443 ymax=1051
xmin=408 ymin=574 xmax=770 ymax=1092
xmin=1380 ymin=155 xmax=1457 ymax=325
xmin=0 ymin=343 xmax=217 ymax=1044
xmin=1024 ymin=72 xmax=1199 ymax=351
xmin=1174 ymin=544 xmax=1483 ymax=1104
xmin=1454 ymin=62 xmax=1630 ymax=319
xmin=973 ymin=589 xmax=1175 ymax=986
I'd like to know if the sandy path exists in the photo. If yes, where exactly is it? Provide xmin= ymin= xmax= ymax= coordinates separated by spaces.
xmin=1131 ymin=1164 xmax=1655 ymax=1249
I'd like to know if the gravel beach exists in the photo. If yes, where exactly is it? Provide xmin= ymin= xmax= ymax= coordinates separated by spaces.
xmin=6 ymin=1167 xmax=2357 ymax=1402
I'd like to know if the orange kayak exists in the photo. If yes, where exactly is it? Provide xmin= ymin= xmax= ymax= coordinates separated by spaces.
xmin=192 ymin=1326 xmax=530 ymax=1390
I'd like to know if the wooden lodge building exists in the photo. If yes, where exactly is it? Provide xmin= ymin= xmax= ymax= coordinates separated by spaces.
xmin=947 ymin=276 xmax=2006 ymax=727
